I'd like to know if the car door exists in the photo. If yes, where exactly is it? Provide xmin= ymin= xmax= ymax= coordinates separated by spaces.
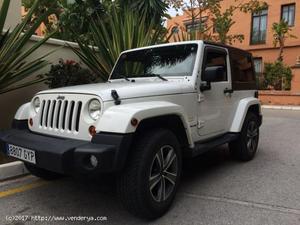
xmin=197 ymin=45 xmax=234 ymax=139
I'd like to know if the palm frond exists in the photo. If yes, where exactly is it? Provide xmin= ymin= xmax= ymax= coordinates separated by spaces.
xmin=0 ymin=0 xmax=55 ymax=94
xmin=72 ymin=7 xmax=167 ymax=80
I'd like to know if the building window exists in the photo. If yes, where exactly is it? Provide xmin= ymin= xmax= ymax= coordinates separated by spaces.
xmin=251 ymin=9 xmax=268 ymax=44
xmin=253 ymin=58 xmax=263 ymax=75
xmin=281 ymin=4 xmax=295 ymax=26
xmin=185 ymin=17 xmax=208 ymax=32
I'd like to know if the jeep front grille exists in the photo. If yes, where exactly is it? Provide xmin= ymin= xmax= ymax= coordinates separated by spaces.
xmin=39 ymin=100 xmax=82 ymax=132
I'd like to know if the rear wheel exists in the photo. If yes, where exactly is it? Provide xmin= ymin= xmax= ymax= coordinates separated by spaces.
xmin=117 ymin=129 xmax=182 ymax=220
xmin=24 ymin=163 xmax=63 ymax=180
xmin=229 ymin=112 xmax=259 ymax=161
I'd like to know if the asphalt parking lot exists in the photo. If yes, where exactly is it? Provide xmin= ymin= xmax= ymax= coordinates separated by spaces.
xmin=0 ymin=109 xmax=299 ymax=225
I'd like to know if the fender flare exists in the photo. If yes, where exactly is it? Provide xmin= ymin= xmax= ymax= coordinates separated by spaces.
xmin=229 ymin=97 xmax=261 ymax=132
xmin=96 ymin=101 xmax=194 ymax=147
xmin=14 ymin=102 xmax=31 ymax=120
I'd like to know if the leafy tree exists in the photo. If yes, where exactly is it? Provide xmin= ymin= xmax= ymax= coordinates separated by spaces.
xmin=272 ymin=20 xmax=297 ymax=61
xmin=168 ymin=0 xmax=217 ymax=41
xmin=169 ymin=0 xmax=267 ymax=44
xmin=22 ymin=0 xmax=113 ymax=41
xmin=58 ymin=0 xmax=112 ymax=42
xmin=22 ymin=0 xmax=64 ymax=34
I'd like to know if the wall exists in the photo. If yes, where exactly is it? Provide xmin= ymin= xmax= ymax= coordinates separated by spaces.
xmin=220 ymin=0 xmax=300 ymax=50
xmin=259 ymin=91 xmax=300 ymax=105
xmin=0 ymin=37 xmax=83 ymax=129
xmin=291 ymin=67 xmax=300 ymax=91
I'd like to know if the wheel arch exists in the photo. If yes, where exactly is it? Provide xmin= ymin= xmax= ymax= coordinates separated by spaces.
xmin=135 ymin=114 xmax=192 ymax=150
xmin=14 ymin=102 xmax=31 ymax=120
xmin=97 ymin=101 xmax=194 ymax=148
xmin=229 ymin=97 xmax=261 ymax=132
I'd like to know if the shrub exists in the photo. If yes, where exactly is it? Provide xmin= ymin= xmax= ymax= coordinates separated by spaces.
xmin=256 ymin=74 xmax=268 ymax=90
xmin=264 ymin=61 xmax=293 ymax=90
xmin=41 ymin=59 xmax=98 ymax=89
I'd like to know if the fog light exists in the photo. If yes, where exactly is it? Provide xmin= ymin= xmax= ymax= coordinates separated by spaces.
xmin=89 ymin=126 xmax=96 ymax=136
xmin=29 ymin=118 xmax=33 ymax=127
xmin=90 ymin=155 xmax=98 ymax=168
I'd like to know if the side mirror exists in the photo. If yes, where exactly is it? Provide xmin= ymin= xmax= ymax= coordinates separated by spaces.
xmin=202 ymin=66 xmax=225 ymax=82
xmin=200 ymin=66 xmax=225 ymax=92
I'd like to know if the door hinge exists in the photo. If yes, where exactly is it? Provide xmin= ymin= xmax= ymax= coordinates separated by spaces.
xmin=197 ymin=120 xmax=205 ymax=129
xmin=198 ymin=93 xmax=204 ymax=103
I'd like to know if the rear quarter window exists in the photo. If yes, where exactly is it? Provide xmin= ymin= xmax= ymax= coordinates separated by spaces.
xmin=230 ymin=48 xmax=257 ymax=90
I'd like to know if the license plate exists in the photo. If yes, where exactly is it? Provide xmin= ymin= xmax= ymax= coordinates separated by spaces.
xmin=7 ymin=144 xmax=36 ymax=164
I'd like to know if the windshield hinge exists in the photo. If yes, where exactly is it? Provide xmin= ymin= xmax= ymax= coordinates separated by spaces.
xmin=111 ymin=90 xmax=121 ymax=105
xmin=197 ymin=120 xmax=205 ymax=129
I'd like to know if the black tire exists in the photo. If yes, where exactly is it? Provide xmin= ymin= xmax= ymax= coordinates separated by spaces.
xmin=25 ymin=163 xmax=63 ymax=180
xmin=229 ymin=112 xmax=260 ymax=161
xmin=117 ymin=129 xmax=182 ymax=220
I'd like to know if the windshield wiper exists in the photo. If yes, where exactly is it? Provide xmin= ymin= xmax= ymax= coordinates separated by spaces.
xmin=145 ymin=73 xmax=168 ymax=81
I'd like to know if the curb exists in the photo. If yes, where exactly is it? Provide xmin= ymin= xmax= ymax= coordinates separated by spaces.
xmin=0 ymin=161 xmax=28 ymax=181
xmin=262 ymin=105 xmax=300 ymax=111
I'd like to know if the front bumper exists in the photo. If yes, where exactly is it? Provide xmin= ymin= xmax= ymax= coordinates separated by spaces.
xmin=0 ymin=126 xmax=133 ymax=175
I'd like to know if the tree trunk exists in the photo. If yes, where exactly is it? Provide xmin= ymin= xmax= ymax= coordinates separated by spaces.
xmin=278 ymin=40 xmax=284 ymax=61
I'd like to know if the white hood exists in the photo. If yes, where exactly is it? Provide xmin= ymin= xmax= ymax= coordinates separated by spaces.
xmin=38 ymin=79 xmax=194 ymax=102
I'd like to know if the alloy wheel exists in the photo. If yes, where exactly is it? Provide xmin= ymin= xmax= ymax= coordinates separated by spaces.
xmin=149 ymin=145 xmax=178 ymax=202
xmin=246 ymin=121 xmax=259 ymax=153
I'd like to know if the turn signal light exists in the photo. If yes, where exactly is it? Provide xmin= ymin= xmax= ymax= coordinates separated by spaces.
xmin=131 ymin=118 xmax=139 ymax=127
xmin=89 ymin=125 xmax=96 ymax=136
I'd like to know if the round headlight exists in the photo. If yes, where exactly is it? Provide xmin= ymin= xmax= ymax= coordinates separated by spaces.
xmin=33 ymin=97 xmax=40 ymax=113
xmin=88 ymin=99 xmax=101 ymax=120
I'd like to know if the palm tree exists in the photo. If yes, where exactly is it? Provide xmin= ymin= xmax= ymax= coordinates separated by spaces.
xmin=72 ymin=7 xmax=168 ymax=80
xmin=119 ymin=0 xmax=169 ymax=25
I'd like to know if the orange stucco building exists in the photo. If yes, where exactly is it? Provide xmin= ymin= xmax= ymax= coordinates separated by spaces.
xmin=167 ymin=0 xmax=300 ymax=105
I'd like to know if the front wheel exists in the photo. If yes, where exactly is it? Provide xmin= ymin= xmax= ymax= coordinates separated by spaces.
xmin=229 ymin=112 xmax=260 ymax=161
xmin=117 ymin=129 xmax=182 ymax=220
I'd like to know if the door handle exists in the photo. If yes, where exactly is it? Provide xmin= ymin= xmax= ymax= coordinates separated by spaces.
xmin=224 ymin=88 xmax=234 ymax=94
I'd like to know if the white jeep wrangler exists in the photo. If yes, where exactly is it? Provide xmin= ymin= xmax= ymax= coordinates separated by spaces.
xmin=0 ymin=41 xmax=262 ymax=219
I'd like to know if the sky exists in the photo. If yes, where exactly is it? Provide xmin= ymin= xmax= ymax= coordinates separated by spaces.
xmin=168 ymin=7 xmax=181 ymax=17
xmin=167 ymin=0 xmax=190 ymax=17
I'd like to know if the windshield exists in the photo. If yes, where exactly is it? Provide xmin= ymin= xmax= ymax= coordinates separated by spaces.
xmin=110 ymin=44 xmax=198 ymax=79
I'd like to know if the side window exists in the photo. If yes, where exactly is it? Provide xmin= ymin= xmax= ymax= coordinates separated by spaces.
xmin=202 ymin=48 xmax=227 ymax=82
xmin=230 ymin=48 xmax=256 ymax=90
